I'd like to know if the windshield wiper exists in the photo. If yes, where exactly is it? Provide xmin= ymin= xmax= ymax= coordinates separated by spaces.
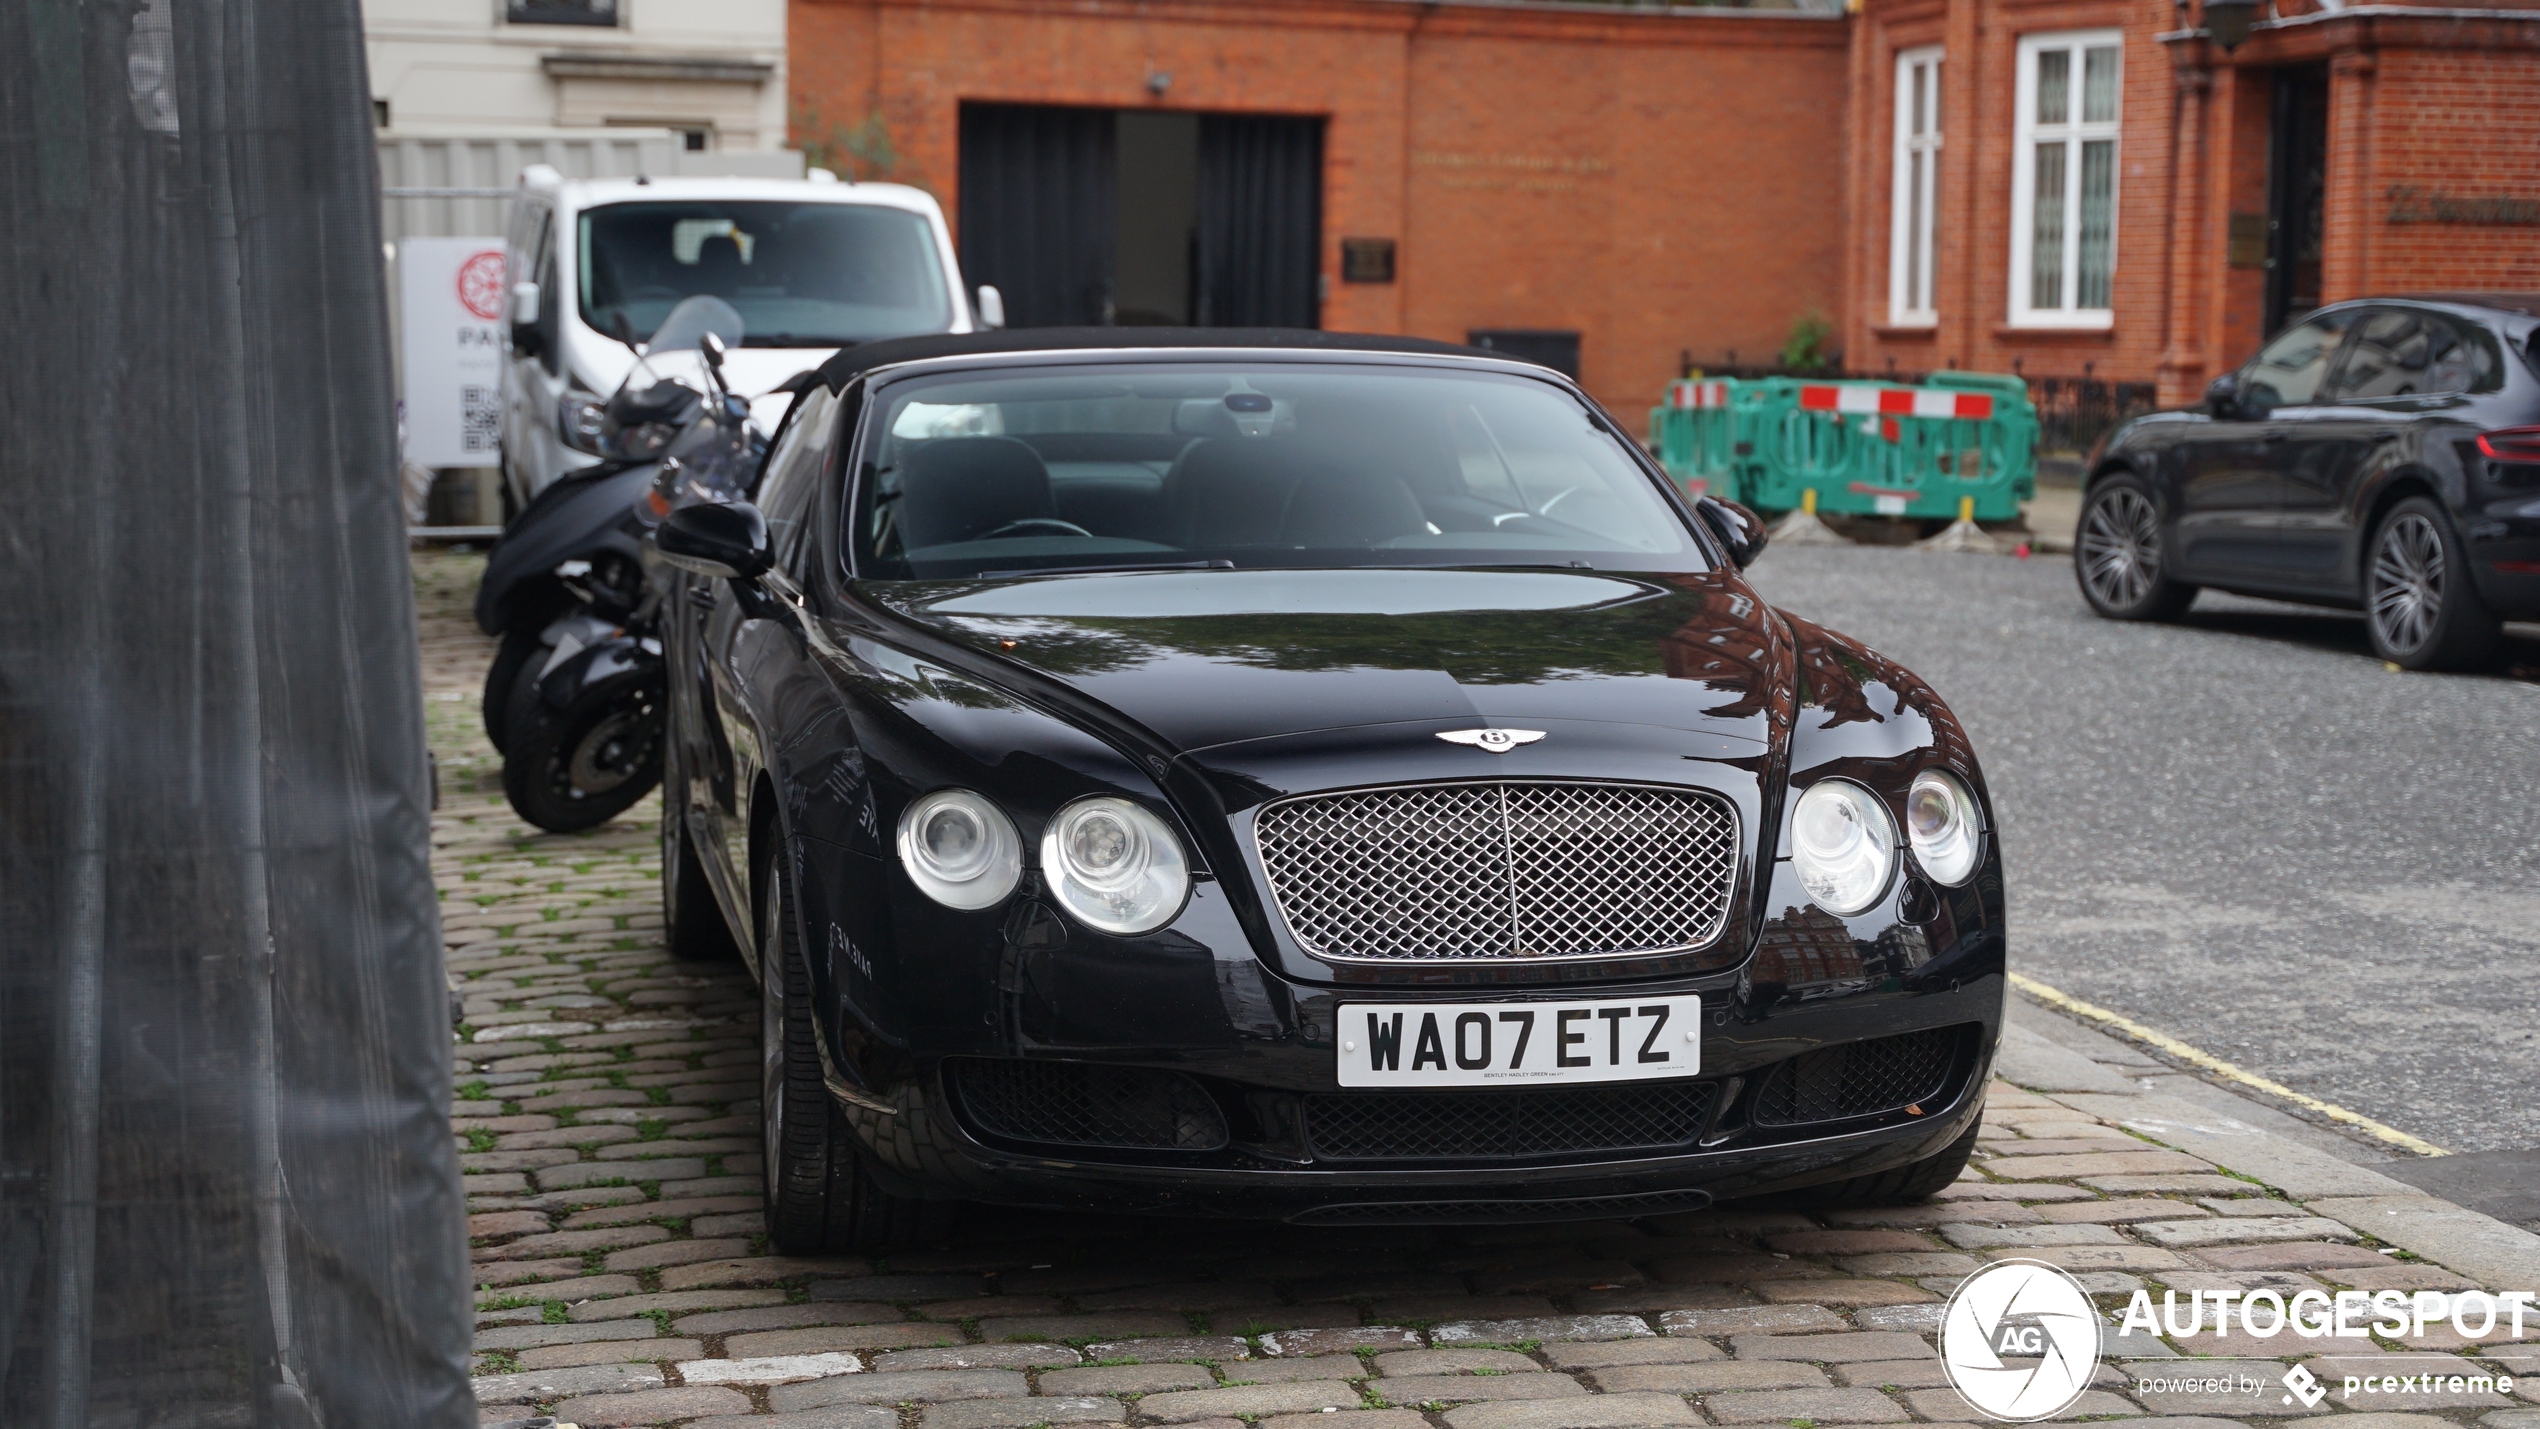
xmin=974 ymin=560 xmax=1236 ymax=579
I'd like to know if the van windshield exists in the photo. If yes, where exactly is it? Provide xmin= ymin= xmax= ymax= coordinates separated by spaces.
xmin=853 ymin=363 xmax=1708 ymax=579
xmin=578 ymin=200 xmax=952 ymax=348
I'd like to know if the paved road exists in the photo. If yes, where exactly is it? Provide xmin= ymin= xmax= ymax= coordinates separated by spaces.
xmin=1744 ymin=544 xmax=2540 ymax=1158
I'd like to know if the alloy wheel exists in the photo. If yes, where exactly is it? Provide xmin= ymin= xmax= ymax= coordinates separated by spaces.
xmin=2369 ymin=513 xmax=2446 ymax=658
xmin=2078 ymin=487 xmax=2162 ymax=610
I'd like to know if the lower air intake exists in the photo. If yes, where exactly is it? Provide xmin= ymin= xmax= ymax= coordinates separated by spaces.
xmin=1750 ymin=1024 xmax=1973 ymax=1127
xmin=947 ymin=1057 xmax=1229 ymax=1151
xmin=1305 ymin=1081 xmax=1717 ymax=1161
xmin=1287 ymin=1189 xmax=1715 ymax=1226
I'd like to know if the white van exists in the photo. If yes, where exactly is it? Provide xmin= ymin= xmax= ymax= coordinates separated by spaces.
xmin=499 ymin=168 xmax=992 ymax=510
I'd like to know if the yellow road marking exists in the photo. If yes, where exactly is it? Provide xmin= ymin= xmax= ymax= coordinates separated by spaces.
xmin=2006 ymin=970 xmax=2448 ymax=1158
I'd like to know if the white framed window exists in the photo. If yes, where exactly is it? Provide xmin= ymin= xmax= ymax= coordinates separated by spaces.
xmin=2009 ymin=30 xmax=2121 ymax=328
xmin=1888 ymin=46 xmax=1944 ymax=327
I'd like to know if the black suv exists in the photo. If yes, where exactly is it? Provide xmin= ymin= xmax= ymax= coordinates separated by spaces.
xmin=2077 ymin=295 xmax=2540 ymax=669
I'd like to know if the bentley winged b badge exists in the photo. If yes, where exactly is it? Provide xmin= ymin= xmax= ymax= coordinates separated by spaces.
xmin=1436 ymin=728 xmax=1547 ymax=754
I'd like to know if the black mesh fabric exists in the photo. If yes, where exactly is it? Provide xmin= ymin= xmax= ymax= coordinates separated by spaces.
xmin=1751 ymin=1026 xmax=1972 ymax=1127
xmin=0 ymin=2 xmax=471 ymax=1424
xmin=949 ymin=1059 xmax=1230 ymax=1151
xmin=1306 ymin=1082 xmax=1718 ymax=1162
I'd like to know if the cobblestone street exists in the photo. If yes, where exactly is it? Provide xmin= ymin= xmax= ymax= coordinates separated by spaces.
xmin=416 ymin=549 xmax=2540 ymax=1429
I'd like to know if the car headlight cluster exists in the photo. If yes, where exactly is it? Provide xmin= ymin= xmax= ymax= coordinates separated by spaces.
xmin=895 ymin=789 xmax=1022 ymax=910
xmin=1905 ymin=770 xmax=1982 ymax=886
xmin=1041 ymin=797 xmax=1190 ymax=935
xmin=1792 ymin=771 xmax=1983 ymax=915
xmin=1791 ymin=779 xmax=1896 ymax=916
xmin=895 ymin=789 xmax=1191 ymax=935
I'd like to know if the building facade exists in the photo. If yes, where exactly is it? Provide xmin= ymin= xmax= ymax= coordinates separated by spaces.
xmin=369 ymin=0 xmax=790 ymax=153
xmin=780 ymin=0 xmax=2540 ymax=416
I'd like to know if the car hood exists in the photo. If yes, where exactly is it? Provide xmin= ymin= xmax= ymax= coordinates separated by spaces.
xmin=860 ymin=567 xmax=1785 ymax=760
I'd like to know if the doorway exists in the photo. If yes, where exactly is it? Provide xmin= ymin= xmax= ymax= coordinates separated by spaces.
xmin=958 ymin=103 xmax=1324 ymax=330
xmin=2264 ymin=64 xmax=2329 ymax=336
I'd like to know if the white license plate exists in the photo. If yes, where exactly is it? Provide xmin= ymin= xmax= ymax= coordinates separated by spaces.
xmin=1336 ymin=996 xmax=1702 ymax=1088
xmin=1874 ymin=494 xmax=1909 ymax=515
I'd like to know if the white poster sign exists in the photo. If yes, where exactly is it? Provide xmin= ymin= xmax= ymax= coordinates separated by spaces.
xmin=399 ymin=237 xmax=507 ymax=469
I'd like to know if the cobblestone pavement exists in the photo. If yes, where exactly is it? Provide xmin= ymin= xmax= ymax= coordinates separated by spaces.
xmin=416 ymin=550 xmax=2540 ymax=1429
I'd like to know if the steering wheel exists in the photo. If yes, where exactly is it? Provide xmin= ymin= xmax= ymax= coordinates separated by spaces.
xmin=974 ymin=517 xmax=1093 ymax=541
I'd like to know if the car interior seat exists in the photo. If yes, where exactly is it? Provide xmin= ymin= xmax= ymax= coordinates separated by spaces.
xmin=896 ymin=437 xmax=1061 ymax=549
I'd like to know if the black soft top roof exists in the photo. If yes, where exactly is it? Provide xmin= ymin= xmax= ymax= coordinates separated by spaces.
xmin=810 ymin=326 xmax=1506 ymax=390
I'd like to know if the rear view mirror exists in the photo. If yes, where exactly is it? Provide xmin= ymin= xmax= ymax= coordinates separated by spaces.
xmin=509 ymin=280 xmax=542 ymax=357
xmin=656 ymin=501 xmax=771 ymax=581
xmin=1696 ymin=495 xmax=1768 ymax=567
xmin=976 ymin=285 xmax=1006 ymax=330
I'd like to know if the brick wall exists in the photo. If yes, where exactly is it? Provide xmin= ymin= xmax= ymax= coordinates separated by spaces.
xmin=788 ymin=0 xmax=1848 ymax=416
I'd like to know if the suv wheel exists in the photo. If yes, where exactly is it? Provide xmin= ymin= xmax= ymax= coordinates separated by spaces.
xmin=2367 ymin=497 xmax=2499 ymax=671
xmin=758 ymin=851 xmax=952 ymax=1254
xmin=2076 ymin=476 xmax=2197 ymax=620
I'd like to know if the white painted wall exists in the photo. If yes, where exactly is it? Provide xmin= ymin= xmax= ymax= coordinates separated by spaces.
xmin=365 ymin=0 xmax=788 ymax=151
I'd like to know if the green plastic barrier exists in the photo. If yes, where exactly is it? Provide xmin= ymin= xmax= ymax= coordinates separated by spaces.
xmin=1650 ymin=372 xmax=2038 ymax=522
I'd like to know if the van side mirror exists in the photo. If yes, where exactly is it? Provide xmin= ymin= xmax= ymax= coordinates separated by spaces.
xmin=2204 ymin=371 xmax=2240 ymax=419
xmin=1696 ymin=495 xmax=1768 ymax=567
xmin=656 ymin=501 xmax=771 ymax=581
xmin=975 ymin=285 xmax=1006 ymax=330
xmin=509 ymin=280 xmax=542 ymax=357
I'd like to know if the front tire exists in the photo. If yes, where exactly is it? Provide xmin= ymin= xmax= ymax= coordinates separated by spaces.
xmin=1799 ymin=1116 xmax=1983 ymax=1206
xmin=501 ymin=677 xmax=662 ymax=833
xmin=2075 ymin=475 xmax=2197 ymax=621
xmin=482 ymin=628 xmax=543 ymax=756
xmin=759 ymin=852 xmax=951 ymax=1254
xmin=2366 ymin=497 xmax=2499 ymax=671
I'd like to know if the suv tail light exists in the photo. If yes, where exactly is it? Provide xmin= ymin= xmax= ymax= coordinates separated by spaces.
xmin=2476 ymin=426 xmax=2540 ymax=463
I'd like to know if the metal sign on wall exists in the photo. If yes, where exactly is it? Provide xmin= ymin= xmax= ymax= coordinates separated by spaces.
xmin=399 ymin=237 xmax=507 ymax=468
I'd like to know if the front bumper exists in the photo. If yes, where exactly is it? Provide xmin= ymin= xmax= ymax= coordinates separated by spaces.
xmin=799 ymin=847 xmax=2006 ymax=1222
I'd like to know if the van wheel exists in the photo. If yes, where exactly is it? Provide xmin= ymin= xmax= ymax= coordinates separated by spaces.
xmin=2367 ymin=497 xmax=2499 ymax=671
xmin=2075 ymin=476 xmax=2196 ymax=620
xmin=759 ymin=852 xmax=953 ymax=1254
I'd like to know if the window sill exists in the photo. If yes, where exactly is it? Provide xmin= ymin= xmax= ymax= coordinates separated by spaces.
xmin=1871 ymin=323 xmax=1940 ymax=340
xmin=1991 ymin=323 xmax=2117 ymax=342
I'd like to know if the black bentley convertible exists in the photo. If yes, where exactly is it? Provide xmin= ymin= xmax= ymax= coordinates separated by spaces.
xmin=651 ymin=329 xmax=2007 ymax=1251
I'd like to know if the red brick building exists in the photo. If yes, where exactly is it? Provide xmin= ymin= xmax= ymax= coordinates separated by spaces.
xmin=788 ymin=0 xmax=2540 ymax=416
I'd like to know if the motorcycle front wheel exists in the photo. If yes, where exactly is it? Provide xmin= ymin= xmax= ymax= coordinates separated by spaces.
xmin=502 ymin=677 xmax=664 ymax=833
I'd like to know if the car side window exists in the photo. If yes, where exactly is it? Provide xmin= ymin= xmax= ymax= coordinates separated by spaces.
xmin=757 ymin=385 xmax=839 ymax=581
xmin=2333 ymin=308 xmax=2496 ymax=400
xmin=2241 ymin=313 xmax=2351 ymax=417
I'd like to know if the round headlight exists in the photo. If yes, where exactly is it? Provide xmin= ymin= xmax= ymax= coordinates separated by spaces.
xmin=1040 ymin=797 xmax=1190 ymax=936
xmin=1905 ymin=769 xmax=1982 ymax=886
xmin=895 ymin=789 xmax=1022 ymax=910
xmin=1790 ymin=778 xmax=1897 ymax=916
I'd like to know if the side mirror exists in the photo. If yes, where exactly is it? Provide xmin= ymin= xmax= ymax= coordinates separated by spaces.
xmin=509 ymin=280 xmax=542 ymax=357
xmin=699 ymin=330 xmax=726 ymax=372
xmin=2204 ymin=371 xmax=2240 ymax=418
xmin=1696 ymin=495 xmax=1768 ymax=567
xmin=975 ymin=284 xmax=1006 ymax=331
xmin=656 ymin=501 xmax=771 ymax=581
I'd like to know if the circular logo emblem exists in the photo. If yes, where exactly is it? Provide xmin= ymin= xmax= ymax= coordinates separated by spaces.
xmin=1940 ymin=1259 xmax=2101 ymax=1422
xmin=456 ymin=250 xmax=507 ymax=321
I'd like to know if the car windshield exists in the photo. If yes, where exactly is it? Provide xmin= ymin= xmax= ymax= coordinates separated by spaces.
xmin=579 ymin=200 xmax=951 ymax=348
xmin=852 ymin=363 xmax=1708 ymax=579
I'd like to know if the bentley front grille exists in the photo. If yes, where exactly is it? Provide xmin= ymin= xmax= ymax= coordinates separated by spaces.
xmin=1251 ymin=782 xmax=1740 ymax=962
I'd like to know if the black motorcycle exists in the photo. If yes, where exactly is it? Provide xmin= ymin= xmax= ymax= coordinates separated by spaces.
xmin=475 ymin=297 xmax=764 ymax=832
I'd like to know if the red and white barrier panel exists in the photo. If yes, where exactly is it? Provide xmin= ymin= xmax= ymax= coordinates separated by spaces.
xmin=1668 ymin=380 xmax=1732 ymax=410
xmin=1798 ymin=384 xmax=1994 ymax=420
